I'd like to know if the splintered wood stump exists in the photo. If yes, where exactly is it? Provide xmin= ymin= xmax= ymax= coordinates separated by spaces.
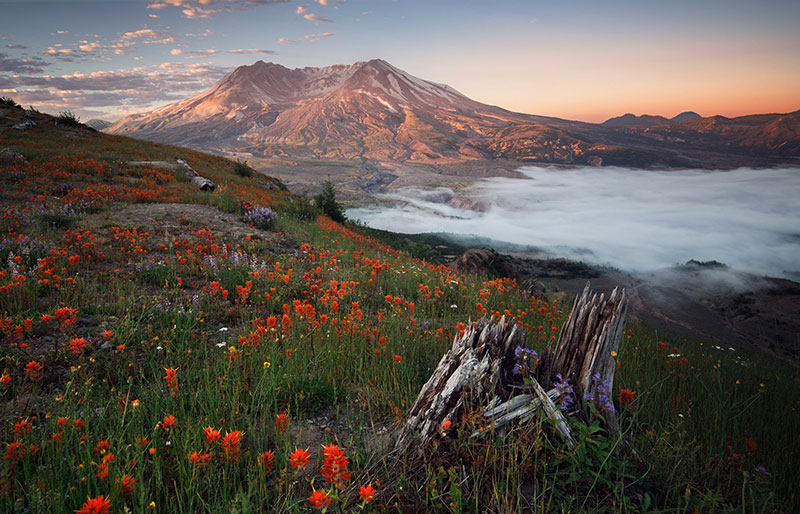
xmin=397 ymin=281 xmax=627 ymax=451
xmin=395 ymin=315 xmax=523 ymax=450
xmin=537 ymin=282 xmax=628 ymax=434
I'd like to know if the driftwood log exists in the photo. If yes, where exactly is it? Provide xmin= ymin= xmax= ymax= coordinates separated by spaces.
xmin=128 ymin=159 xmax=216 ymax=191
xmin=396 ymin=281 xmax=627 ymax=452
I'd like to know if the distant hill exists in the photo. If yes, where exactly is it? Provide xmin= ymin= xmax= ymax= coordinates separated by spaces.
xmin=85 ymin=119 xmax=112 ymax=131
xmin=108 ymin=59 xmax=800 ymax=169
xmin=603 ymin=111 xmax=702 ymax=128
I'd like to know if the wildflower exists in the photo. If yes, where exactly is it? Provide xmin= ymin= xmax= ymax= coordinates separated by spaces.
xmin=24 ymin=361 xmax=43 ymax=382
xmin=275 ymin=413 xmax=289 ymax=434
xmin=76 ymin=495 xmax=111 ymax=514
xmin=288 ymin=447 xmax=310 ymax=469
xmin=554 ymin=373 xmax=574 ymax=410
xmin=321 ymin=444 xmax=351 ymax=490
xmin=220 ymin=430 xmax=244 ymax=463
xmin=68 ymin=337 xmax=88 ymax=355
xmin=440 ymin=418 xmax=452 ymax=434
xmin=14 ymin=419 xmax=31 ymax=437
xmin=116 ymin=474 xmax=135 ymax=495
xmin=161 ymin=415 xmax=177 ymax=429
xmin=619 ymin=389 xmax=634 ymax=410
xmin=393 ymin=355 xmax=402 ymax=364
xmin=753 ymin=465 xmax=772 ymax=478
xmin=203 ymin=426 xmax=221 ymax=444
xmin=187 ymin=451 xmax=212 ymax=467
xmin=96 ymin=440 xmax=110 ymax=454
xmin=258 ymin=450 xmax=274 ymax=473
xmin=307 ymin=489 xmax=331 ymax=509
xmin=102 ymin=330 xmax=113 ymax=340
xmin=95 ymin=465 xmax=109 ymax=479
xmin=745 ymin=437 xmax=757 ymax=455
xmin=359 ymin=483 xmax=377 ymax=502
xmin=164 ymin=367 xmax=178 ymax=393
xmin=0 ymin=373 xmax=11 ymax=388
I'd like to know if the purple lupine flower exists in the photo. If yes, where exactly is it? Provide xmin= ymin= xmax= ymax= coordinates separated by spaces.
xmin=554 ymin=373 xmax=574 ymax=410
xmin=753 ymin=466 xmax=772 ymax=478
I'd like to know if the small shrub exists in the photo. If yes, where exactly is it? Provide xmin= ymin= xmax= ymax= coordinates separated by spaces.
xmin=314 ymin=181 xmax=346 ymax=223
xmin=243 ymin=206 xmax=278 ymax=230
xmin=215 ymin=191 xmax=238 ymax=213
xmin=1 ymin=97 xmax=20 ymax=108
xmin=234 ymin=159 xmax=253 ymax=177
xmin=56 ymin=110 xmax=82 ymax=127
xmin=39 ymin=213 xmax=78 ymax=228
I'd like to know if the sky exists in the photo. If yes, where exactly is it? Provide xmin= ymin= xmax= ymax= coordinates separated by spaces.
xmin=1 ymin=0 xmax=798 ymax=122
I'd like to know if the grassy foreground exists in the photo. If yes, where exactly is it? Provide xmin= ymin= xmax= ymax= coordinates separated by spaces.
xmin=0 ymin=101 xmax=798 ymax=513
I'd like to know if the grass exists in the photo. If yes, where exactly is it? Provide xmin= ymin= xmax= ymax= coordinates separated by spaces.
xmin=0 ymin=102 xmax=797 ymax=513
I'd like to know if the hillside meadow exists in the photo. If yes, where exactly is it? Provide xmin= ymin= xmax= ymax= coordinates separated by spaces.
xmin=0 ymin=100 xmax=798 ymax=513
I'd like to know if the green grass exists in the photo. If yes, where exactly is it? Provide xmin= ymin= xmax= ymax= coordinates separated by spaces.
xmin=0 ymin=101 xmax=797 ymax=513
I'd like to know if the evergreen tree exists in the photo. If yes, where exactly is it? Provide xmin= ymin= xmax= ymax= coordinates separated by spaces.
xmin=314 ymin=180 xmax=346 ymax=223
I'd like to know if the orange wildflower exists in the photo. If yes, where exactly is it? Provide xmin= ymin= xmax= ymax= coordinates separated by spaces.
xmin=359 ymin=483 xmax=377 ymax=502
xmin=76 ymin=495 xmax=111 ymax=514
xmin=220 ymin=430 xmax=244 ymax=463
xmin=288 ymin=447 xmax=310 ymax=469
xmin=307 ymin=489 xmax=331 ymax=509
xmin=203 ymin=426 xmax=221 ymax=444
xmin=321 ymin=444 xmax=351 ymax=490
xmin=161 ymin=415 xmax=177 ymax=429
xmin=187 ymin=451 xmax=212 ymax=467
xmin=116 ymin=474 xmax=135 ymax=495
xmin=164 ymin=367 xmax=178 ymax=393
xmin=275 ymin=413 xmax=289 ymax=434
xmin=24 ymin=361 xmax=42 ymax=382
xmin=258 ymin=450 xmax=274 ymax=473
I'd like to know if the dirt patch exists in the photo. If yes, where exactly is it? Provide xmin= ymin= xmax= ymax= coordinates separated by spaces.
xmin=86 ymin=202 xmax=271 ymax=243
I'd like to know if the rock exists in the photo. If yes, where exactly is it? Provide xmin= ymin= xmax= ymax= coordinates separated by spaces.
xmin=191 ymin=176 xmax=216 ymax=191
xmin=450 ymin=248 xmax=517 ymax=279
xmin=12 ymin=120 xmax=36 ymax=130
xmin=0 ymin=148 xmax=27 ymax=163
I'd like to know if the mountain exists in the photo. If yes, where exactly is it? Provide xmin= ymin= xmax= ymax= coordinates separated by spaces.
xmin=603 ymin=111 xmax=702 ymax=127
xmin=85 ymin=119 xmax=112 ymax=131
xmin=109 ymin=60 xmax=800 ymax=169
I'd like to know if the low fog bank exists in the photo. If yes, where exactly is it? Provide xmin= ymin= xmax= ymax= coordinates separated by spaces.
xmin=348 ymin=166 xmax=800 ymax=282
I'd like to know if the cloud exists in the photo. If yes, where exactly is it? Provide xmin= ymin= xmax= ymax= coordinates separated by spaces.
xmin=228 ymin=48 xmax=275 ymax=54
xmin=171 ymin=48 xmax=184 ymax=55
xmin=349 ymin=166 xmax=800 ymax=280
xmin=185 ymin=49 xmax=221 ymax=58
xmin=304 ymin=12 xmax=332 ymax=23
xmin=317 ymin=0 xmax=328 ymax=5
xmin=296 ymin=5 xmax=307 ymax=14
xmin=146 ymin=0 xmax=290 ymax=19
xmin=6 ymin=44 xmax=28 ymax=50
xmin=149 ymin=13 xmax=160 ymax=18
xmin=4 ymin=62 xmax=229 ymax=119
xmin=120 ymin=29 xmax=175 ymax=44
xmin=303 ymin=32 xmax=334 ymax=42
xmin=0 ymin=52 xmax=50 ymax=73
xmin=277 ymin=32 xmax=334 ymax=45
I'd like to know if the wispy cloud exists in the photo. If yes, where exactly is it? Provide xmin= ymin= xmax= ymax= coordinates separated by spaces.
xmin=3 ymin=62 xmax=229 ymax=119
xmin=304 ymin=12 xmax=332 ymax=23
xmin=296 ymin=5 xmax=308 ymax=14
xmin=228 ymin=48 xmax=275 ymax=54
xmin=278 ymin=32 xmax=334 ymax=45
xmin=0 ymin=52 xmax=50 ymax=74
xmin=147 ymin=0 xmax=290 ymax=19
xmin=6 ymin=44 xmax=28 ymax=50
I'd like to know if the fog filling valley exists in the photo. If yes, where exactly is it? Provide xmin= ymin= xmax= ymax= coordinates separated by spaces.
xmin=348 ymin=166 xmax=800 ymax=281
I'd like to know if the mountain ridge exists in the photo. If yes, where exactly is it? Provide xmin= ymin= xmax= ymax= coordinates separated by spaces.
xmin=108 ymin=59 xmax=800 ymax=169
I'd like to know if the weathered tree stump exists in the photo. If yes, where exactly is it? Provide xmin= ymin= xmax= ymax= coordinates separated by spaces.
xmin=396 ymin=281 xmax=627 ymax=452
xmin=537 ymin=282 xmax=627 ymax=433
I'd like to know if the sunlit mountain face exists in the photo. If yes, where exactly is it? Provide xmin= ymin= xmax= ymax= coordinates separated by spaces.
xmin=108 ymin=59 xmax=800 ymax=169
